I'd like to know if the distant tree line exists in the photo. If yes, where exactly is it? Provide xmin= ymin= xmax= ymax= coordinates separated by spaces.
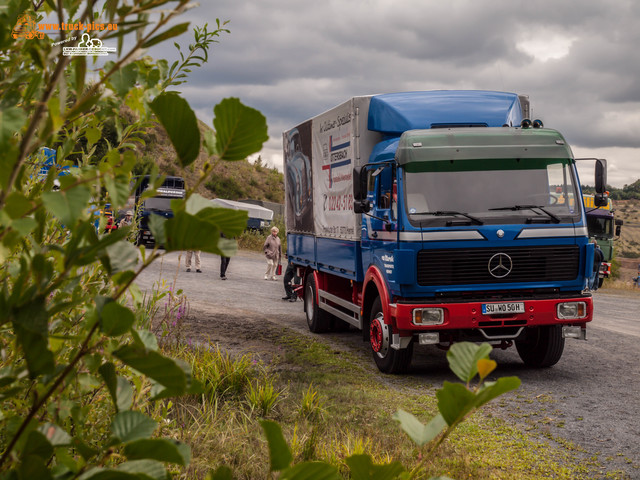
xmin=582 ymin=178 xmax=640 ymax=200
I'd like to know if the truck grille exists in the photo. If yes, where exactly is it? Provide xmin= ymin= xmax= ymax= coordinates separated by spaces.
xmin=417 ymin=246 xmax=580 ymax=286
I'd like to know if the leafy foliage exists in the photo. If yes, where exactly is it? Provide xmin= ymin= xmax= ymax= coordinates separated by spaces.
xmin=0 ymin=1 xmax=267 ymax=478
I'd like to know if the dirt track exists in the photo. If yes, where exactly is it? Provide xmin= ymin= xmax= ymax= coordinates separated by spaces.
xmin=136 ymin=250 xmax=640 ymax=478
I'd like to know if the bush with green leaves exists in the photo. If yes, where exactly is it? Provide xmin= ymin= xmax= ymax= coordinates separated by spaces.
xmin=0 ymin=1 xmax=267 ymax=478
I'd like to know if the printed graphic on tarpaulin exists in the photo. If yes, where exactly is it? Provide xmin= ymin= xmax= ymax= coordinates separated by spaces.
xmin=311 ymin=101 xmax=357 ymax=239
xmin=284 ymin=120 xmax=314 ymax=233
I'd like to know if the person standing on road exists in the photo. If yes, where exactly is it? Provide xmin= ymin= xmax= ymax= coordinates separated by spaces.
xmin=282 ymin=262 xmax=297 ymax=301
xmin=263 ymin=226 xmax=281 ymax=280
xmin=220 ymin=233 xmax=230 ymax=280
xmin=185 ymin=250 xmax=202 ymax=273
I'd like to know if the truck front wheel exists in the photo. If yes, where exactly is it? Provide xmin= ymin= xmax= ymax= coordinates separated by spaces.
xmin=304 ymin=275 xmax=331 ymax=333
xmin=369 ymin=297 xmax=412 ymax=374
xmin=515 ymin=325 xmax=564 ymax=368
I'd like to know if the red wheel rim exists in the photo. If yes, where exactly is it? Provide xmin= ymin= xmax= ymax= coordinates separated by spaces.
xmin=370 ymin=318 xmax=383 ymax=352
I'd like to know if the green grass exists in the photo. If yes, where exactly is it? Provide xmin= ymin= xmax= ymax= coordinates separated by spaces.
xmin=155 ymin=331 xmax=608 ymax=479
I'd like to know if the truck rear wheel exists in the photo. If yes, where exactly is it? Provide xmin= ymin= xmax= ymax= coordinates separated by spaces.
xmin=369 ymin=297 xmax=412 ymax=374
xmin=515 ymin=325 xmax=564 ymax=368
xmin=304 ymin=275 xmax=331 ymax=333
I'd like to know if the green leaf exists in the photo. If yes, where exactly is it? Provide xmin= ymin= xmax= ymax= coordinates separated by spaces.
xmin=436 ymin=381 xmax=476 ymax=426
xmin=123 ymin=438 xmax=190 ymax=466
xmin=116 ymin=377 xmax=134 ymax=411
xmin=197 ymin=208 xmax=248 ymax=239
xmin=20 ymin=454 xmax=53 ymax=480
xmin=163 ymin=211 xmax=221 ymax=254
xmin=0 ymin=107 xmax=26 ymax=149
xmin=131 ymin=329 xmax=159 ymax=351
xmin=104 ymin=175 xmax=131 ymax=209
xmin=110 ymin=63 xmax=139 ymax=98
xmin=42 ymin=185 xmax=92 ymax=227
xmin=447 ymin=342 xmax=492 ymax=383
xmin=116 ymin=460 xmax=167 ymax=479
xmin=392 ymin=409 xmax=446 ymax=446
xmin=473 ymin=376 xmax=521 ymax=410
xmin=111 ymin=411 xmax=157 ymax=444
xmin=260 ymin=420 xmax=293 ymax=472
xmin=113 ymin=345 xmax=187 ymax=391
xmin=13 ymin=298 xmax=55 ymax=377
xmin=142 ymin=22 xmax=190 ymax=49
xmin=105 ymin=240 xmax=139 ymax=273
xmin=22 ymin=430 xmax=54 ymax=460
xmin=101 ymin=301 xmax=135 ymax=337
xmin=345 ymin=454 xmax=405 ymax=480
xmin=148 ymin=214 xmax=167 ymax=246
xmin=4 ymin=192 xmax=34 ymax=219
xmin=77 ymin=467 xmax=139 ymax=479
xmin=38 ymin=422 xmax=72 ymax=446
xmin=99 ymin=362 xmax=118 ymax=408
xmin=279 ymin=462 xmax=341 ymax=480
xmin=213 ymin=97 xmax=268 ymax=162
xmin=150 ymin=93 xmax=200 ymax=167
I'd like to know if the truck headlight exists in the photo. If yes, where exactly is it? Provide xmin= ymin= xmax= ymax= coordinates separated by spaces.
xmin=557 ymin=302 xmax=587 ymax=320
xmin=413 ymin=308 xmax=444 ymax=326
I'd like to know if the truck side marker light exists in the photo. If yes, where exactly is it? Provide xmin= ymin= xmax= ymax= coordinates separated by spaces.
xmin=557 ymin=302 xmax=587 ymax=320
xmin=413 ymin=308 xmax=444 ymax=326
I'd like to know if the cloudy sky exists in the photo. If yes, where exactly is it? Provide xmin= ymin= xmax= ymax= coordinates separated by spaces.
xmin=164 ymin=0 xmax=640 ymax=188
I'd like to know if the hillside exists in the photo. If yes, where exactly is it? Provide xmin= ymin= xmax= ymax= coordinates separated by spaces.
xmin=135 ymin=117 xmax=284 ymax=203
xmin=613 ymin=199 xmax=640 ymax=258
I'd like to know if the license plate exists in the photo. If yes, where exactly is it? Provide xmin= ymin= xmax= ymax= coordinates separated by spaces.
xmin=482 ymin=302 xmax=525 ymax=315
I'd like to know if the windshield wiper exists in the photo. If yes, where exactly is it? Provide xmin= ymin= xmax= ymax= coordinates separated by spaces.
xmin=410 ymin=210 xmax=484 ymax=225
xmin=489 ymin=205 xmax=561 ymax=223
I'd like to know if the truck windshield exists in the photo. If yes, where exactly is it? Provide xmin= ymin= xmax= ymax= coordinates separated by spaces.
xmin=143 ymin=197 xmax=173 ymax=211
xmin=586 ymin=215 xmax=613 ymax=238
xmin=403 ymin=158 xmax=581 ymax=226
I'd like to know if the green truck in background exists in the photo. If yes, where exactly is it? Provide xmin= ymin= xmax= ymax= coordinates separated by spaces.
xmin=583 ymin=194 xmax=623 ymax=287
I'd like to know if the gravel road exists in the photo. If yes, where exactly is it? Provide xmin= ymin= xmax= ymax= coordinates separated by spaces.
xmin=136 ymin=249 xmax=640 ymax=478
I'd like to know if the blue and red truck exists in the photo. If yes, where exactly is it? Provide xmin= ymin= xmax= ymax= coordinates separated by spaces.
xmin=283 ymin=90 xmax=608 ymax=373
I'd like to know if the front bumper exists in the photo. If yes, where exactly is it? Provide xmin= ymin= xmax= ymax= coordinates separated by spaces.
xmin=390 ymin=295 xmax=593 ymax=334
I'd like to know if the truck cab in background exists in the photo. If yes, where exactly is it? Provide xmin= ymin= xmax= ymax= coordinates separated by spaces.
xmin=128 ymin=175 xmax=185 ymax=247
xmin=284 ymin=90 xmax=608 ymax=374
xmin=583 ymin=194 xmax=623 ymax=286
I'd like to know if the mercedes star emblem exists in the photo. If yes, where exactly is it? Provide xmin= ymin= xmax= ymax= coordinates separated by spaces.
xmin=488 ymin=253 xmax=513 ymax=278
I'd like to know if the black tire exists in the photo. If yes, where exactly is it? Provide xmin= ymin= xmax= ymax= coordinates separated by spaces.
xmin=515 ymin=326 xmax=565 ymax=368
xmin=304 ymin=275 xmax=331 ymax=333
xmin=369 ymin=297 xmax=412 ymax=374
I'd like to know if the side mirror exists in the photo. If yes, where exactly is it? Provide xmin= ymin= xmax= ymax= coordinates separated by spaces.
xmin=615 ymin=219 xmax=623 ymax=237
xmin=353 ymin=166 xmax=369 ymax=201
xmin=353 ymin=166 xmax=371 ymax=213
xmin=354 ymin=199 xmax=371 ymax=214
xmin=595 ymin=158 xmax=607 ymax=194
xmin=594 ymin=158 xmax=609 ymax=207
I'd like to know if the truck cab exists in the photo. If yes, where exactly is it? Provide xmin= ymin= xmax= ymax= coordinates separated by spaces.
xmin=129 ymin=175 xmax=185 ymax=247
xmin=583 ymin=195 xmax=623 ymax=286
xmin=285 ymin=91 xmax=608 ymax=373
